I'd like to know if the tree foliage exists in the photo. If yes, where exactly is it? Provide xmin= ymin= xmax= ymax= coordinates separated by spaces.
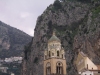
xmin=77 ymin=0 xmax=92 ymax=3
xmin=53 ymin=0 xmax=62 ymax=10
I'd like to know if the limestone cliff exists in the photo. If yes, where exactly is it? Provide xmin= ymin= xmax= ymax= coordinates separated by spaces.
xmin=22 ymin=0 xmax=100 ymax=75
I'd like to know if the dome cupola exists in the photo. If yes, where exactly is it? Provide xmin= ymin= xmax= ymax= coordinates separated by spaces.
xmin=48 ymin=31 xmax=60 ymax=43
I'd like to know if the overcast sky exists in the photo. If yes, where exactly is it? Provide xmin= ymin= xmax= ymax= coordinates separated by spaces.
xmin=0 ymin=0 xmax=55 ymax=36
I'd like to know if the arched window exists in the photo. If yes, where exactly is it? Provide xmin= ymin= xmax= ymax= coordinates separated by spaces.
xmin=52 ymin=53 xmax=54 ymax=56
xmin=49 ymin=51 xmax=51 ymax=57
xmin=46 ymin=63 xmax=51 ymax=75
xmin=62 ymin=54 xmax=63 ymax=58
xmin=56 ymin=62 xmax=63 ymax=74
xmin=57 ymin=51 xmax=59 ymax=57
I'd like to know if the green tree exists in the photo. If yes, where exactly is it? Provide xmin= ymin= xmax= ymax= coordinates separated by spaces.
xmin=53 ymin=0 xmax=62 ymax=10
xmin=77 ymin=0 xmax=92 ymax=3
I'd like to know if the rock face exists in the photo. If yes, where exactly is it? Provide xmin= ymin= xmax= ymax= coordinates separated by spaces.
xmin=21 ymin=0 xmax=100 ymax=75
xmin=0 ymin=21 xmax=31 ymax=58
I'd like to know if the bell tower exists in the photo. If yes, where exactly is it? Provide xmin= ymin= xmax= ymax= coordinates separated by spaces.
xmin=44 ymin=31 xmax=67 ymax=75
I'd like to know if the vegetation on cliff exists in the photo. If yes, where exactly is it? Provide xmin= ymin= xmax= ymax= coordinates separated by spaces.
xmin=22 ymin=0 xmax=100 ymax=75
xmin=0 ymin=21 xmax=31 ymax=58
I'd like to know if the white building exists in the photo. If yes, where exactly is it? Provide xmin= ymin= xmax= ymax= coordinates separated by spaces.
xmin=0 ymin=67 xmax=8 ymax=73
xmin=81 ymin=71 xmax=93 ymax=75
xmin=75 ymin=51 xmax=100 ymax=75
xmin=4 ymin=57 xmax=22 ymax=63
xmin=11 ymin=72 xmax=15 ymax=75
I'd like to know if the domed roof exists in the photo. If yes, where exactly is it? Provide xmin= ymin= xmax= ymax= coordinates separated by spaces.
xmin=48 ymin=32 xmax=60 ymax=43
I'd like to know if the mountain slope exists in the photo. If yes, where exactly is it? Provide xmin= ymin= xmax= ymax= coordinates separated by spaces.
xmin=21 ymin=0 xmax=100 ymax=75
xmin=0 ymin=21 xmax=32 ymax=58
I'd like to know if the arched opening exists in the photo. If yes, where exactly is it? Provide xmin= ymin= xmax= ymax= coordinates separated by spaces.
xmin=46 ymin=63 xmax=51 ymax=75
xmin=56 ymin=62 xmax=63 ymax=74
xmin=57 ymin=51 xmax=59 ymax=57
xmin=62 ymin=54 xmax=63 ymax=58
xmin=52 ymin=53 xmax=54 ymax=56
xmin=49 ymin=51 xmax=51 ymax=57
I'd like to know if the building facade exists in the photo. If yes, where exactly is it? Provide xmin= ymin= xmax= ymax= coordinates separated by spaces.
xmin=0 ymin=67 xmax=8 ymax=73
xmin=11 ymin=72 xmax=15 ymax=75
xmin=75 ymin=51 xmax=100 ymax=75
xmin=44 ymin=32 xmax=67 ymax=75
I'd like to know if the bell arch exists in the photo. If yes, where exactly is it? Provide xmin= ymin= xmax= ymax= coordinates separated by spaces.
xmin=46 ymin=62 xmax=51 ymax=75
xmin=49 ymin=51 xmax=51 ymax=57
xmin=56 ymin=62 xmax=63 ymax=74
xmin=57 ymin=51 xmax=59 ymax=57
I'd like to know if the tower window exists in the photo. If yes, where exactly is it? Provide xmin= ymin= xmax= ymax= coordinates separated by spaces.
xmin=56 ymin=62 xmax=63 ymax=74
xmin=57 ymin=51 xmax=59 ymax=57
xmin=52 ymin=53 xmax=54 ymax=56
xmin=49 ymin=51 xmax=51 ymax=57
xmin=62 ymin=54 xmax=63 ymax=58
xmin=46 ymin=63 xmax=51 ymax=75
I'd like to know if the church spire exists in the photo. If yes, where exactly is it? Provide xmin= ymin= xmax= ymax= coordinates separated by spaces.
xmin=48 ymin=30 xmax=60 ymax=43
xmin=53 ymin=30 xmax=56 ymax=35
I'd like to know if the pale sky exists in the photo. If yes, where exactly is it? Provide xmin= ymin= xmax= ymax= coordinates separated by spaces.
xmin=0 ymin=0 xmax=55 ymax=36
